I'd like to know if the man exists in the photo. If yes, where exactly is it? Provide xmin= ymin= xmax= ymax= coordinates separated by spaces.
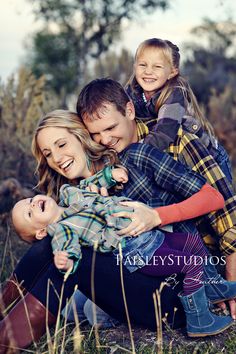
xmin=76 ymin=77 xmax=236 ymax=317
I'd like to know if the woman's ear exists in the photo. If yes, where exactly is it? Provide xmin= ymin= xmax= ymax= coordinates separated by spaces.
xmin=168 ymin=67 xmax=179 ymax=80
xmin=35 ymin=228 xmax=47 ymax=240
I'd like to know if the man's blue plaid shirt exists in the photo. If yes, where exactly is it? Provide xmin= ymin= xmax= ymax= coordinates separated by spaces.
xmin=118 ymin=143 xmax=206 ymax=235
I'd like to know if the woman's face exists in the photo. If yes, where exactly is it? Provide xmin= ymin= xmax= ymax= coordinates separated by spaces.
xmin=37 ymin=127 xmax=92 ymax=180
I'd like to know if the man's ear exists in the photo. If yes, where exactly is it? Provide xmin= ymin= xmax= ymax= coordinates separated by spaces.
xmin=168 ymin=67 xmax=179 ymax=80
xmin=125 ymin=101 xmax=135 ymax=121
xmin=35 ymin=228 xmax=47 ymax=240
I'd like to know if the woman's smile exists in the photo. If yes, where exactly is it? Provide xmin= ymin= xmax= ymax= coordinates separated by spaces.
xmin=59 ymin=159 xmax=74 ymax=173
xmin=37 ymin=127 xmax=92 ymax=179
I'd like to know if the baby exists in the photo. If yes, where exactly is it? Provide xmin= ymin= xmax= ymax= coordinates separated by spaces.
xmin=12 ymin=182 xmax=141 ymax=273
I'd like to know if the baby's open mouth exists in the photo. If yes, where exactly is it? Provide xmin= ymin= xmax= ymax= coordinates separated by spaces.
xmin=38 ymin=200 xmax=45 ymax=212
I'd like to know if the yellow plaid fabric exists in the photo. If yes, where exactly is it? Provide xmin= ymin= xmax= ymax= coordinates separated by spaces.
xmin=136 ymin=119 xmax=149 ymax=140
xmin=137 ymin=122 xmax=236 ymax=255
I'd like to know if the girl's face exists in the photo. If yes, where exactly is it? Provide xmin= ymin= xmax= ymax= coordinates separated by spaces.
xmin=37 ymin=127 xmax=92 ymax=180
xmin=134 ymin=47 xmax=178 ymax=99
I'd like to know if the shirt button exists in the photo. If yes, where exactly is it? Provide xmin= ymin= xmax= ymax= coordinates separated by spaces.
xmin=192 ymin=124 xmax=198 ymax=130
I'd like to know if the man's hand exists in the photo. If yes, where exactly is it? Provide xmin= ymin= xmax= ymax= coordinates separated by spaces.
xmin=112 ymin=167 xmax=128 ymax=183
xmin=225 ymin=252 xmax=236 ymax=319
xmin=54 ymin=251 xmax=74 ymax=271
xmin=113 ymin=201 xmax=161 ymax=236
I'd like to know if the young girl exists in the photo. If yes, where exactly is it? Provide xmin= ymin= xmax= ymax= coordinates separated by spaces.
xmin=126 ymin=38 xmax=232 ymax=183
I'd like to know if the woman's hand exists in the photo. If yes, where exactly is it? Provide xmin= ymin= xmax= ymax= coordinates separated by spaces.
xmin=113 ymin=201 xmax=162 ymax=237
xmin=54 ymin=251 xmax=74 ymax=271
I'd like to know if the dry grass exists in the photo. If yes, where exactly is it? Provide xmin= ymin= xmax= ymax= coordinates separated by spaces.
xmin=1 ymin=214 xmax=236 ymax=354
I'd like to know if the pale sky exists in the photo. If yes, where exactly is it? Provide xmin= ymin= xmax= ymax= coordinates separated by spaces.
xmin=0 ymin=0 xmax=235 ymax=82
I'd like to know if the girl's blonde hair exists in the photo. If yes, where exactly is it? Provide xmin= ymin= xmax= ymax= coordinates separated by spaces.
xmin=31 ymin=109 xmax=117 ymax=200
xmin=128 ymin=38 xmax=215 ymax=138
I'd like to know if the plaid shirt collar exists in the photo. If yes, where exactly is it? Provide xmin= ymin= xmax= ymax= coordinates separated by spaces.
xmin=136 ymin=119 xmax=149 ymax=141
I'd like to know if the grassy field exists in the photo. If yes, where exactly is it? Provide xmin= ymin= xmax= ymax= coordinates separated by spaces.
xmin=1 ymin=213 xmax=236 ymax=354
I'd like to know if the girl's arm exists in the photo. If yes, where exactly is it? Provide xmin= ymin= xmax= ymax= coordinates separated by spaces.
xmin=115 ymin=184 xmax=224 ymax=237
xmin=156 ymin=183 xmax=224 ymax=226
xmin=144 ymin=88 xmax=186 ymax=151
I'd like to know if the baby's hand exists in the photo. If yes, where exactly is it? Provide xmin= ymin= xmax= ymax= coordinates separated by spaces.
xmin=54 ymin=251 xmax=74 ymax=271
xmin=86 ymin=184 xmax=109 ymax=196
xmin=112 ymin=167 xmax=128 ymax=183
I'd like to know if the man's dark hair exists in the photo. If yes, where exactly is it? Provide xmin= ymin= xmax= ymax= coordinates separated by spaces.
xmin=77 ymin=78 xmax=130 ymax=119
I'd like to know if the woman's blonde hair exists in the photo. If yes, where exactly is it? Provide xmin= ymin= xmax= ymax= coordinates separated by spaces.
xmin=32 ymin=109 xmax=117 ymax=200
xmin=128 ymin=38 xmax=215 ymax=138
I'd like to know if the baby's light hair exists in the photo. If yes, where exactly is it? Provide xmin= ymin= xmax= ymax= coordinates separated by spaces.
xmin=11 ymin=204 xmax=36 ymax=244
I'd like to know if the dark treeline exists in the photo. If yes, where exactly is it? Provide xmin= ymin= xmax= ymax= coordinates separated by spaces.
xmin=0 ymin=2 xmax=236 ymax=200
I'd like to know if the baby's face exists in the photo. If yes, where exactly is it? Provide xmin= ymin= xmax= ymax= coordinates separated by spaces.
xmin=13 ymin=195 xmax=61 ymax=236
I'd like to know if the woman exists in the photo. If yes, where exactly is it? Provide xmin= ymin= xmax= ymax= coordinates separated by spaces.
xmin=0 ymin=110 xmax=225 ymax=352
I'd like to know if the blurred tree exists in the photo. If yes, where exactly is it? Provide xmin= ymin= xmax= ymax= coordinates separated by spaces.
xmin=182 ymin=18 xmax=236 ymax=181
xmin=30 ymin=30 xmax=79 ymax=105
xmin=93 ymin=48 xmax=133 ymax=85
xmin=182 ymin=18 xmax=236 ymax=106
xmin=27 ymin=0 xmax=170 ymax=103
xmin=207 ymin=86 xmax=236 ymax=180
xmin=0 ymin=67 xmax=60 ymax=185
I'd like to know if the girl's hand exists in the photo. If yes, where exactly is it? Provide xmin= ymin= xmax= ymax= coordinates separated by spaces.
xmin=112 ymin=167 xmax=128 ymax=183
xmin=113 ymin=201 xmax=162 ymax=236
xmin=54 ymin=251 xmax=74 ymax=271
